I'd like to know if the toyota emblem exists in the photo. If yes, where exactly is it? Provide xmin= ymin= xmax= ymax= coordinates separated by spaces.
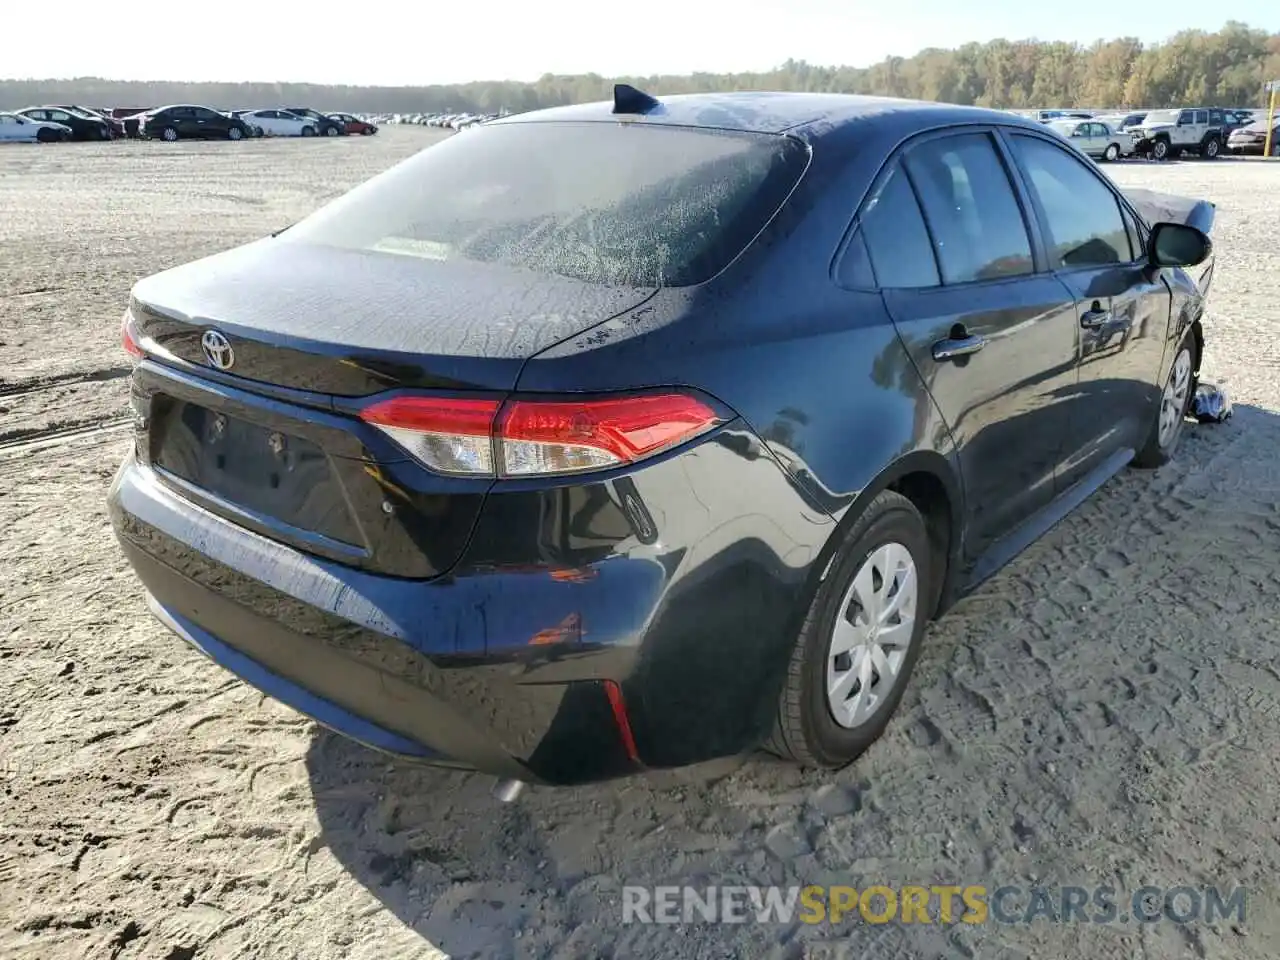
xmin=201 ymin=330 xmax=235 ymax=371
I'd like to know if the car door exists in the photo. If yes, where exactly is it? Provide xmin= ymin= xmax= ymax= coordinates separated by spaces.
xmin=194 ymin=107 xmax=224 ymax=136
xmin=0 ymin=115 xmax=18 ymax=141
xmin=856 ymin=130 xmax=1081 ymax=562
xmin=47 ymin=110 xmax=78 ymax=137
xmin=159 ymin=108 xmax=187 ymax=136
xmin=1091 ymin=122 xmax=1113 ymax=155
xmin=1075 ymin=122 xmax=1100 ymax=155
xmin=1003 ymin=130 xmax=1172 ymax=487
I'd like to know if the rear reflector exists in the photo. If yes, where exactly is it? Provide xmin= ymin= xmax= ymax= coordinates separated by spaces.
xmin=359 ymin=392 xmax=723 ymax=478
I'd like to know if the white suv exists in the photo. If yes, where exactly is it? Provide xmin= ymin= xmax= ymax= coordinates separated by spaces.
xmin=1133 ymin=108 xmax=1227 ymax=160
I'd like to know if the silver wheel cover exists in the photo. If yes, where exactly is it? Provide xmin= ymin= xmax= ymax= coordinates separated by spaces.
xmin=826 ymin=542 xmax=920 ymax=729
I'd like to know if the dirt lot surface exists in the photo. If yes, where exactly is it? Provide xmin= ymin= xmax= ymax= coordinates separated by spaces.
xmin=2 ymin=129 xmax=1280 ymax=960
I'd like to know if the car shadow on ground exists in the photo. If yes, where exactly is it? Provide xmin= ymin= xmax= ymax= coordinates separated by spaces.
xmin=305 ymin=402 xmax=1272 ymax=959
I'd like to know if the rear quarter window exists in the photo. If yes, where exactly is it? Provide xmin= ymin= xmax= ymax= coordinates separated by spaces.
xmin=281 ymin=121 xmax=810 ymax=287
xmin=839 ymin=164 xmax=939 ymax=289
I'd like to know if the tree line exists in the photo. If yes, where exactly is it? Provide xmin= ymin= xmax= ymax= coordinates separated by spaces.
xmin=2 ymin=22 xmax=1278 ymax=115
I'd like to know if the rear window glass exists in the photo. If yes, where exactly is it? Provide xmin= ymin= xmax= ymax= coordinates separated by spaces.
xmin=279 ymin=121 xmax=810 ymax=287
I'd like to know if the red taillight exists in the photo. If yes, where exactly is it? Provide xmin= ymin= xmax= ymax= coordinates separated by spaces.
xmin=498 ymin=394 xmax=720 ymax=476
xmin=121 ymin=309 xmax=144 ymax=360
xmin=358 ymin=392 xmax=722 ymax=478
xmin=360 ymin=396 xmax=500 ymax=476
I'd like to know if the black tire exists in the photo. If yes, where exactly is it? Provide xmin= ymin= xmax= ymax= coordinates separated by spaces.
xmin=766 ymin=490 xmax=933 ymax=768
xmin=361 ymin=126 xmax=375 ymax=135
xmin=1201 ymin=136 xmax=1221 ymax=159
xmin=301 ymin=125 xmax=316 ymax=137
xmin=1134 ymin=331 xmax=1198 ymax=469
xmin=161 ymin=126 xmax=179 ymax=142
xmin=36 ymin=128 xmax=58 ymax=143
xmin=1103 ymin=143 xmax=1121 ymax=162
xmin=323 ymin=125 xmax=339 ymax=137
xmin=1151 ymin=138 xmax=1170 ymax=161
xmin=228 ymin=126 xmax=243 ymax=141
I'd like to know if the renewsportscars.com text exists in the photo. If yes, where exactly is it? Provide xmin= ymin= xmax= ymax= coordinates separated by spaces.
xmin=621 ymin=884 xmax=1246 ymax=926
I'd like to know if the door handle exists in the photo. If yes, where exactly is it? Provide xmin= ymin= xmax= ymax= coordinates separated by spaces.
xmin=1080 ymin=307 xmax=1112 ymax=329
xmin=932 ymin=334 xmax=986 ymax=362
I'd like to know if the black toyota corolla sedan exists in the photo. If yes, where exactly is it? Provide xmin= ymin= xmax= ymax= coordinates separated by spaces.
xmin=110 ymin=87 xmax=1215 ymax=790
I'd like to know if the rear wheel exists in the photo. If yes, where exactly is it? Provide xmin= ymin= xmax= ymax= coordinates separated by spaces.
xmin=1103 ymin=143 xmax=1121 ymax=161
xmin=1201 ymin=136 xmax=1221 ymax=159
xmin=323 ymin=125 xmax=339 ymax=137
xmin=161 ymin=126 xmax=179 ymax=142
xmin=227 ymin=126 xmax=243 ymax=141
xmin=1134 ymin=332 xmax=1196 ymax=468
xmin=766 ymin=490 xmax=932 ymax=768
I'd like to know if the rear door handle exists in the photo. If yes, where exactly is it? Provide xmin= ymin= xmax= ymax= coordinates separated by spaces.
xmin=1081 ymin=307 xmax=1112 ymax=329
xmin=932 ymin=334 xmax=986 ymax=362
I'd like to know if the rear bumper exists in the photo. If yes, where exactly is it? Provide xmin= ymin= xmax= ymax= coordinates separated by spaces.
xmin=110 ymin=427 xmax=831 ymax=783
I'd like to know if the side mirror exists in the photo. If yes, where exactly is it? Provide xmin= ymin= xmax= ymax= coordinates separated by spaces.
xmin=1149 ymin=222 xmax=1212 ymax=268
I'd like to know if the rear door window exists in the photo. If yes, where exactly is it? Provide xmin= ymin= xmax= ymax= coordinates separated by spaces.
xmin=904 ymin=133 xmax=1035 ymax=284
xmin=1008 ymin=134 xmax=1131 ymax=267
xmin=840 ymin=164 xmax=939 ymax=289
xmin=282 ymin=121 xmax=811 ymax=287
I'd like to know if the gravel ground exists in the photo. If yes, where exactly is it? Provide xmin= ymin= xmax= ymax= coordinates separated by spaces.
xmin=2 ymin=129 xmax=1280 ymax=960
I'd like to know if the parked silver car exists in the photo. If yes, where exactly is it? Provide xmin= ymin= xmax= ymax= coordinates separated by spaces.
xmin=1046 ymin=118 xmax=1134 ymax=161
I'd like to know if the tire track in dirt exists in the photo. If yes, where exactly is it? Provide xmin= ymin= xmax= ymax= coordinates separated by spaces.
xmin=0 ymin=417 xmax=133 ymax=458
xmin=0 ymin=365 xmax=133 ymax=399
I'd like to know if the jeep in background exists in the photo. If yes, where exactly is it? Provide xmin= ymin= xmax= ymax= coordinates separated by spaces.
xmin=1132 ymin=107 xmax=1226 ymax=160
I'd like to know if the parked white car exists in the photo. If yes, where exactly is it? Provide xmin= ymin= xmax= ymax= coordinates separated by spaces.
xmin=1046 ymin=118 xmax=1134 ymax=161
xmin=237 ymin=109 xmax=319 ymax=137
xmin=0 ymin=112 xmax=72 ymax=142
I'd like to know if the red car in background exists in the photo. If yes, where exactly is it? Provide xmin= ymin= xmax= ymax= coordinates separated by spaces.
xmin=328 ymin=113 xmax=378 ymax=135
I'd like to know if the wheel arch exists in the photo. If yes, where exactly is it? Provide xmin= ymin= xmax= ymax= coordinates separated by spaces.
xmin=810 ymin=450 xmax=964 ymax=622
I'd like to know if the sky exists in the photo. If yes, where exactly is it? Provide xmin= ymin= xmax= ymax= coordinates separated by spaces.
xmin=5 ymin=1 xmax=1278 ymax=86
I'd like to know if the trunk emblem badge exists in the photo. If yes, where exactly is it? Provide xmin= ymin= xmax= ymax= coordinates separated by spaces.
xmin=201 ymin=330 xmax=235 ymax=370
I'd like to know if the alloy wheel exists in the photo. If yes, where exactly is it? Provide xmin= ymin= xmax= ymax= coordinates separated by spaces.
xmin=826 ymin=542 xmax=919 ymax=730
xmin=1158 ymin=348 xmax=1192 ymax=447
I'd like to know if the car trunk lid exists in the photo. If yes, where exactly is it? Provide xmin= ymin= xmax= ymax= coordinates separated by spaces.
xmin=130 ymin=239 xmax=657 ymax=395
xmin=127 ymin=241 xmax=657 ymax=579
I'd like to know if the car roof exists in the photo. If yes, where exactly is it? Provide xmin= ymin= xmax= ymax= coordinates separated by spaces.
xmin=491 ymin=90 xmax=1044 ymax=141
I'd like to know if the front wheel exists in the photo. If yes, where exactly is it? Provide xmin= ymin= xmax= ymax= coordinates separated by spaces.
xmin=1151 ymin=138 xmax=1170 ymax=161
xmin=765 ymin=490 xmax=932 ymax=769
xmin=36 ymin=128 xmax=59 ymax=143
xmin=1103 ymin=143 xmax=1121 ymax=162
xmin=1134 ymin=333 xmax=1196 ymax=468
xmin=301 ymin=125 xmax=316 ymax=137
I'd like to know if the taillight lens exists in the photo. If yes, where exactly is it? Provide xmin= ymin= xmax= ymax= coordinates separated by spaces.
xmin=121 ymin=309 xmax=144 ymax=360
xmin=359 ymin=392 xmax=723 ymax=478
xmin=360 ymin=396 xmax=499 ymax=476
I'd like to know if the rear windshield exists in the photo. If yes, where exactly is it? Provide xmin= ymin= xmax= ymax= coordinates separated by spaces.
xmin=279 ymin=121 xmax=810 ymax=287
